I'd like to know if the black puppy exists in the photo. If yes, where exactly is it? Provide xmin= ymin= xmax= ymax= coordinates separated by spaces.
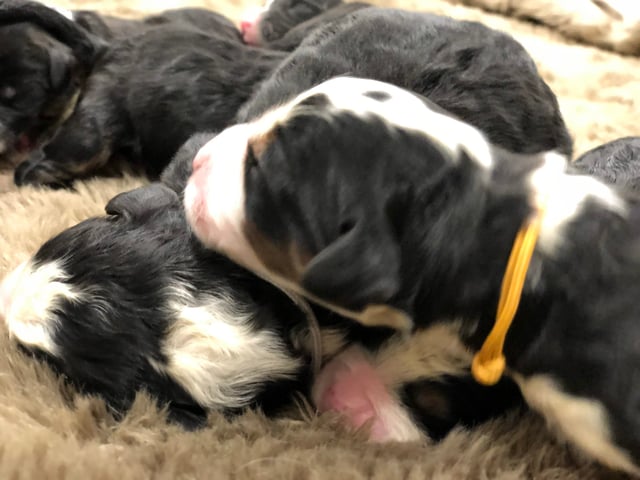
xmin=0 ymin=1 xmax=255 ymax=174
xmin=7 ymin=3 xmax=285 ymax=187
xmin=0 ymin=1 xmax=106 ymax=166
xmin=571 ymin=137 xmax=640 ymax=190
xmin=237 ymin=7 xmax=572 ymax=157
xmin=185 ymin=74 xmax=640 ymax=474
xmin=1 ymin=131 xmax=523 ymax=437
xmin=240 ymin=0 xmax=370 ymax=50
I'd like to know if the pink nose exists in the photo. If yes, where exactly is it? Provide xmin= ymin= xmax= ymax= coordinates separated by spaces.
xmin=240 ymin=20 xmax=252 ymax=35
xmin=192 ymin=151 xmax=206 ymax=172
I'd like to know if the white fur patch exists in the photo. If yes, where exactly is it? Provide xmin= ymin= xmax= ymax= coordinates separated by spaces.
xmin=529 ymin=151 xmax=626 ymax=253
xmin=0 ymin=260 xmax=81 ymax=356
xmin=515 ymin=374 xmax=639 ymax=475
xmin=160 ymin=286 xmax=300 ymax=409
xmin=253 ymin=77 xmax=493 ymax=169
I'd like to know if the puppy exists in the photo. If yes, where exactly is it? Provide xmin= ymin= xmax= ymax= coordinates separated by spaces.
xmin=185 ymin=75 xmax=640 ymax=474
xmin=0 ymin=1 xmax=245 ymax=168
xmin=0 ymin=133 xmax=312 ymax=428
xmin=0 ymin=0 xmax=106 ymax=166
xmin=237 ymin=7 xmax=572 ymax=157
xmin=240 ymin=0 xmax=370 ymax=50
xmin=570 ymin=137 xmax=640 ymax=191
xmin=4 ymin=3 xmax=286 ymax=187
xmin=0 ymin=130 xmax=523 ymax=437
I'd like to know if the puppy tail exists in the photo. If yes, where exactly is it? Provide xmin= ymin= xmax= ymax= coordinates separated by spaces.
xmin=0 ymin=0 xmax=107 ymax=69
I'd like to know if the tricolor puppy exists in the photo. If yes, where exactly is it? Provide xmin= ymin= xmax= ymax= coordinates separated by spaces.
xmin=240 ymin=0 xmax=370 ymax=50
xmin=185 ymin=76 xmax=640 ymax=474
xmin=0 ymin=131 xmax=523 ymax=437
xmin=571 ymin=137 xmax=640 ymax=191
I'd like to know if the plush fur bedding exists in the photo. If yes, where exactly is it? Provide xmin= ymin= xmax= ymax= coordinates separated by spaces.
xmin=0 ymin=0 xmax=638 ymax=478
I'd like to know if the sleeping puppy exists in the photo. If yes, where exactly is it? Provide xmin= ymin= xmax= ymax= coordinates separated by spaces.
xmin=6 ymin=6 xmax=286 ymax=187
xmin=0 ymin=133 xmax=312 ymax=428
xmin=570 ymin=137 xmax=640 ymax=191
xmin=240 ymin=0 xmax=370 ymax=50
xmin=184 ymin=75 xmax=640 ymax=474
xmin=237 ymin=7 xmax=572 ymax=157
xmin=0 ymin=0 xmax=106 ymax=166
xmin=0 ymin=1 xmax=244 ymax=168
xmin=0 ymin=131 xmax=523 ymax=437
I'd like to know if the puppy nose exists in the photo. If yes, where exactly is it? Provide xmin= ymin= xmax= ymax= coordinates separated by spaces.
xmin=192 ymin=151 xmax=206 ymax=172
xmin=240 ymin=20 xmax=252 ymax=34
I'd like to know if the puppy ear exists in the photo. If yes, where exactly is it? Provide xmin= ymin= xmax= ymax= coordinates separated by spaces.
xmin=105 ymin=183 xmax=179 ymax=219
xmin=302 ymin=222 xmax=401 ymax=313
xmin=47 ymin=46 xmax=76 ymax=91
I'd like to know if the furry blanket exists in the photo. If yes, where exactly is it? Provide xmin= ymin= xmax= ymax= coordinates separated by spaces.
xmin=0 ymin=1 xmax=638 ymax=478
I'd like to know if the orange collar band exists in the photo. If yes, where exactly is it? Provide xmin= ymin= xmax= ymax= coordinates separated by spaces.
xmin=471 ymin=208 xmax=544 ymax=386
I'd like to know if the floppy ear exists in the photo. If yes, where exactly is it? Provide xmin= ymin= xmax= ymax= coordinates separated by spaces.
xmin=301 ymin=222 xmax=402 ymax=313
xmin=105 ymin=183 xmax=179 ymax=219
xmin=47 ymin=46 xmax=76 ymax=90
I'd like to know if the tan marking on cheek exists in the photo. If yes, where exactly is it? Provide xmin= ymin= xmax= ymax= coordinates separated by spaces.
xmin=248 ymin=128 xmax=276 ymax=159
xmin=243 ymin=221 xmax=312 ymax=282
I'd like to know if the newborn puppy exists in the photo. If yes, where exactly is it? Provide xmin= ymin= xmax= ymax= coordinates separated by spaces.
xmin=238 ymin=7 xmax=572 ymax=157
xmin=0 ymin=1 xmax=248 ymax=170
xmin=0 ymin=134 xmax=313 ymax=428
xmin=185 ymin=76 xmax=640 ymax=474
xmin=570 ymin=137 xmax=640 ymax=191
xmin=0 ymin=0 xmax=106 ymax=166
xmin=240 ymin=0 xmax=370 ymax=50
xmin=9 ymin=6 xmax=286 ymax=187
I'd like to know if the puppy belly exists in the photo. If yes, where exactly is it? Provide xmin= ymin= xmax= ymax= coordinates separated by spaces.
xmin=312 ymin=346 xmax=423 ymax=442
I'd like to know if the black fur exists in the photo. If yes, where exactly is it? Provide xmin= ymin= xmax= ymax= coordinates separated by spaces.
xmin=11 ymin=11 xmax=286 ymax=187
xmin=247 ymin=0 xmax=370 ymax=51
xmin=0 ymin=2 xmax=243 ymax=166
xmin=571 ymin=137 xmax=640 ymax=190
xmin=238 ymin=8 xmax=573 ymax=157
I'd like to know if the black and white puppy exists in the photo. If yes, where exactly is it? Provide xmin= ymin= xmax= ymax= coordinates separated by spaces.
xmin=0 ymin=133 xmax=313 ymax=428
xmin=0 ymin=1 xmax=243 ymax=167
xmin=185 ymin=75 xmax=640 ymax=474
xmin=0 ymin=130 xmax=523 ymax=438
xmin=240 ymin=0 xmax=370 ymax=50
xmin=571 ymin=137 xmax=640 ymax=191
xmin=237 ymin=7 xmax=572 ymax=157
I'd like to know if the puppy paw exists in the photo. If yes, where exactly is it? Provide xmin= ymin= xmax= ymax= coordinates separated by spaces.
xmin=14 ymin=153 xmax=73 ymax=189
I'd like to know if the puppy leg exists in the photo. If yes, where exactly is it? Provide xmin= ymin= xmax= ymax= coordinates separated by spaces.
xmin=14 ymin=94 xmax=124 ymax=188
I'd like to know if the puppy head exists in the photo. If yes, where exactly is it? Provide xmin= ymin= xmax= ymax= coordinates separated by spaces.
xmin=240 ymin=0 xmax=341 ymax=45
xmin=0 ymin=23 xmax=80 ymax=164
xmin=185 ymin=76 xmax=494 ymax=329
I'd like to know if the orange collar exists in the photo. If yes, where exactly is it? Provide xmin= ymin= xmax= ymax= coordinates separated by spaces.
xmin=471 ymin=208 xmax=544 ymax=386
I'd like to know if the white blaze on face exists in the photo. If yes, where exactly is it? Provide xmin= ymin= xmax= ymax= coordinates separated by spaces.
xmin=185 ymin=76 xmax=493 ymax=264
xmin=184 ymin=124 xmax=269 ymax=279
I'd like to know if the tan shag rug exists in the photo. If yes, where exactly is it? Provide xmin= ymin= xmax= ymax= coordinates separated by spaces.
xmin=1 ymin=0 xmax=639 ymax=478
